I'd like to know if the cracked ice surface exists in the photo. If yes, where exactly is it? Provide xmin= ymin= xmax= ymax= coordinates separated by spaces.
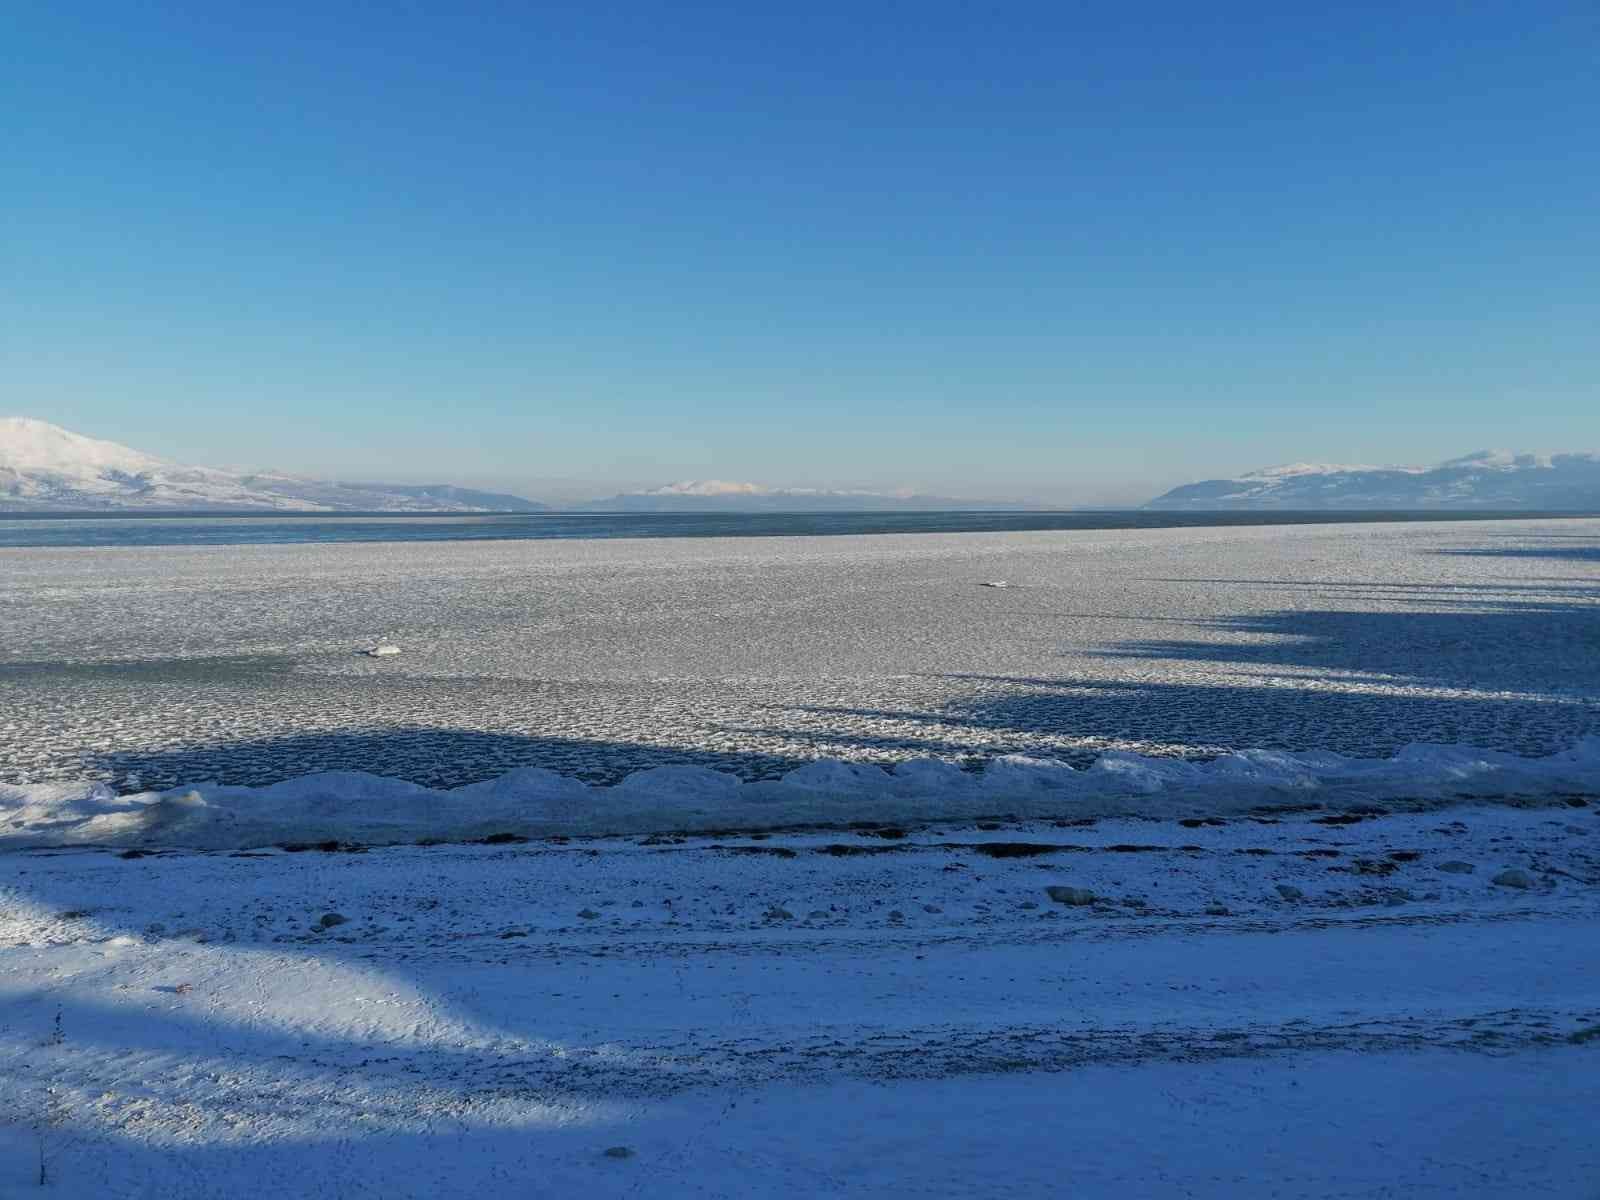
xmin=2 ymin=517 xmax=1597 ymax=791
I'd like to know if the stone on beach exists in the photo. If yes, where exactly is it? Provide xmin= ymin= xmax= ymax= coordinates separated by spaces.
xmin=1046 ymin=886 xmax=1096 ymax=906
xmin=1491 ymin=869 xmax=1536 ymax=890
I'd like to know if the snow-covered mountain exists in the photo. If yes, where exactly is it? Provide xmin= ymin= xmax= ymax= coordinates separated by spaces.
xmin=0 ymin=419 xmax=546 ymax=512
xmin=576 ymin=480 xmax=1032 ymax=512
xmin=1147 ymin=451 xmax=1600 ymax=511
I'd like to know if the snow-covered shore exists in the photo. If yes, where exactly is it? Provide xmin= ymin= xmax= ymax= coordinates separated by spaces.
xmin=3 ymin=802 xmax=1598 ymax=1197
xmin=4 ymin=738 xmax=1600 ymax=851
xmin=4 ymin=517 xmax=1597 ymax=1196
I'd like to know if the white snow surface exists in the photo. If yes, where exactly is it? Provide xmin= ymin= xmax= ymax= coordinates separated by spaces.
xmin=0 ymin=418 xmax=166 ymax=477
xmin=1231 ymin=449 xmax=1594 ymax=482
xmin=2 ymin=802 xmax=1598 ymax=1197
xmin=645 ymin=479 xmax=773 ymax=496
xmin=1441 ymin=449 xmax=1572 ymax=471
xmin=1239 ymin=460 xmax=1411 ymax=479
xmin=4 ymin=739 xmax=1600 ymax=850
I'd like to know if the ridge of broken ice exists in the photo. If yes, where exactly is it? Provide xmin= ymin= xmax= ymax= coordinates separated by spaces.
xmin=2 ymin=738 xmax=1597 ymax=851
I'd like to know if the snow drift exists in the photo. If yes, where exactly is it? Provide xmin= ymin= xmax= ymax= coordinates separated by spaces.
xmin=3 ymin=739 xmax=1597 ymax=850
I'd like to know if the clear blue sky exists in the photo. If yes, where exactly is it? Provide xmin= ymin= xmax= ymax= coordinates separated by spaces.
xmin=4 ymin=2 xmax=1596 ymax=503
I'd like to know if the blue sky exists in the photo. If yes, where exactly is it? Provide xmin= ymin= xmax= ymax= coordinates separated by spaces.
xmin=4 ymin=2 xmax=1596 ymax=503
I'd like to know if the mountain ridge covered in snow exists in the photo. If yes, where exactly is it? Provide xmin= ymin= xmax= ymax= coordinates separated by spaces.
xmin=1148 ymin=450 xmax=1600 ymax=510
xmin=2 ymin=421 xmax=1036 ymax=513
xmin=0 ymin=418 xmax=547 ymax=512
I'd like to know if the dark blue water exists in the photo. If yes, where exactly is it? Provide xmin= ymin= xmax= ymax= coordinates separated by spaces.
xmin=0 ymin=509 xmax=1583 ymax=549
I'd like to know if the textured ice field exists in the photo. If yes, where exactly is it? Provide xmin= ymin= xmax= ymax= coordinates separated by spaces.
xmin=3 ymin=517 xmax=1598 ymax=792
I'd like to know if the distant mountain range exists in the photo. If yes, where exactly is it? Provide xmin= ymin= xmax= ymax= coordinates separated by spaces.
xmin=1146 ymin=451 xmax=1600 ymax=511
xmin=14 ymin=420 xmax=1596 ymax=517
xmin=0 ymin=421 xmax=1032 ymax=514
xmin=0 ymin=419 xmax=546 ymax=512
xmin=573 ymin=480 xmax=1032 ymax=513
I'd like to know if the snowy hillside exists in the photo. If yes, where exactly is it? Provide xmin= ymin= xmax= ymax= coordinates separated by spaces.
xmin=0 ymin=419 xmax=545 ymax=512
xmin=1148 ymin=450 xmax=1600 ymax=510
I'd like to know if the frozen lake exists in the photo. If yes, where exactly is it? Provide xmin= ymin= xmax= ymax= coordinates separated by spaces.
xmin=4 ymin=519 xmax=1600 ymax=1198
xmin=3 ymin=516 xmax=1598 ymax=790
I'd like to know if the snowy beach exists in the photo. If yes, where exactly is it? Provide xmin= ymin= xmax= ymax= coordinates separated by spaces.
xmin=3 ymin=516 xmax=1599 ymax=1197
xmin=3 ymin=806 xmax=1598 ymax=1197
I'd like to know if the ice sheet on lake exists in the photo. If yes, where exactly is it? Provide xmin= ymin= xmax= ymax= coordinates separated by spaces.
xmin=4 ymin=738 xmax=1597 ymax=850
xmin=5 ymin=518 xmax=1599 ymax=790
